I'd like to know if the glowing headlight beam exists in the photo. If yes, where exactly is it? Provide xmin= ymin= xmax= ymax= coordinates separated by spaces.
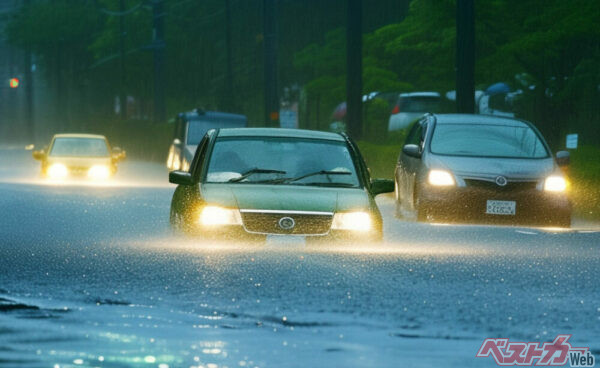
xmin=199 ymin=206 xmax=242 ymax=226
xmin=544 ymin=176 xmax=567 ymax=192
xmin=88 ymin=165 xmax=111 ymax=180
xmin=331 ymin=211 xmax=372 ymax=232
xmin=428 ymin=169 xmax=455 ymax=186
xmin=47 ymin=163 xmax=68 ymax=179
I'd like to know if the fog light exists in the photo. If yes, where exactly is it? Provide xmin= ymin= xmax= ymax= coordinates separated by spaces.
xmin=88 ymin=165 xmax=111 ymax=180
xmin=199 ymin=206 xmax=242 ymax=226
xmin=47 ymin=163 xmax=68 ymax=179
xmin=332 ymin=211 xmax=372 ymax=231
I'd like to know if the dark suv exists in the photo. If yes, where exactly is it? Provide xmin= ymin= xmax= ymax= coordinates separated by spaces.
xmin=166 ymin=109 xmax=247 ymax=171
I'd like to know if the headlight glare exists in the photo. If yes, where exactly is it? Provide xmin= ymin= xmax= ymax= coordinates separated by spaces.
xmin=544 ymin=176 xmax=567 ymax=192
xmin=332 ymin=211 xmax=372 ymax=232
xmin=47 ymin=163 xmax=68 ymax=179
xmin=199 ymin=206 xmax=242 ymax=226
xmin=428 ymin=169 xmax=455 ymax=186
xmin=88 ymin=165 xmax=111 ymax=180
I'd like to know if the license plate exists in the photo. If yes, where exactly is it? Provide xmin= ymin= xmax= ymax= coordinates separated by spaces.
xmin=486 ymin=200 xmax=516 ymax=215
xmin=266 ymin=235 xmax=306 ymax=245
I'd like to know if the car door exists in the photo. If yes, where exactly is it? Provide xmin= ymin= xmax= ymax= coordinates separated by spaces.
xmin=171 ymin=133 xmax=212 ymax=222
xmin=397 ymin=118 xmax=427 ymax=209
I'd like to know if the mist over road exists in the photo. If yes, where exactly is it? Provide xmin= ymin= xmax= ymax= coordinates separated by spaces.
xmin=1 ymin=147 xmax=598 ymax=368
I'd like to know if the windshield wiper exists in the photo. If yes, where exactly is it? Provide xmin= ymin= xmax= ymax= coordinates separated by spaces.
xmin=286 ymin=170 xmax=352 ymax=183
xmin=228 ymin=168 xmax=287 ymax=183
xmin=297 ymin=182 xmax=356 ymax=187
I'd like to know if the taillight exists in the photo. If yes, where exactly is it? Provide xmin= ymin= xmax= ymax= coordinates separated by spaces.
xmin=391 ymin=104 xmax=400 ymax=114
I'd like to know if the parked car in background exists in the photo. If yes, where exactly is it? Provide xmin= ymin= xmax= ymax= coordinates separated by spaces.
xmin=166 ymin=109 xmax=247 ymax=171
xmin=32 ymin=134 xmax=126 ymax=181
xmin=388 ymin=92 xmax=442 ymax=131
xmin=169 ymin=128 xmax=394 ymax=243
xmin=394 ymin=114 xmax=572 ymax=227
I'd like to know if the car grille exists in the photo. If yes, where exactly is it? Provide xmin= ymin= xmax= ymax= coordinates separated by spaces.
xmin=240 ymin=210 xmax=333 ymax=235
xmin=68 ymin=166 xmax=90 ymax=175
xmin=464 ymin=179 xmax=538 ymax=192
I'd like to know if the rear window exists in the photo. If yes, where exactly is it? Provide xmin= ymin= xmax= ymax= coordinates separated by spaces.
xmin=187 ymin=118 xmax=246 ymax=145
xmin=401 ymin=96 xmax=441 ymax=113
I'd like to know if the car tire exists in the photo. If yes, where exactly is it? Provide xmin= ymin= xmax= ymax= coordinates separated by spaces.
xmin=394 ymin=181 xmax=403 ymax=218
xmin=414 ymin=190 xmax=429 ymax=222
xmin=170 ymin=207 xmax=183 ymax=232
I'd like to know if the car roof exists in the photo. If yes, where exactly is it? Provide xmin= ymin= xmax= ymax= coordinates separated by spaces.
xmin=180 ymin=109 xmax=247 ymax=122
xmin=216 ymin=128 xmax=346 ymax=141
xmin=53 ymin=133 xmax=107 ymax=139
xmin=400 ymin=92 xmax=441 ymax=98
xmin=432 ymin=114 xmax=533 ymax=127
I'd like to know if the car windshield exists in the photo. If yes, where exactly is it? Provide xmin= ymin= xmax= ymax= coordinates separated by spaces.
xmin=49 ymin=137 xmax=109 ymax=157
xmin=401 ymin=96 xmax=441 ymax=112
xmin=187 ymin=118 xmax=246 ymax=146
xmin=205 ymin=137 xmax=360 ymax=187
xmin=430 ymin=123 xmax=548 ymax=158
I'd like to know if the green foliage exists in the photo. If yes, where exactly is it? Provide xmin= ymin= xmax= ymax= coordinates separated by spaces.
xmin=568 ymin=146 xmax=600 ymax=219
xmin=356 ymin=141 xmax=402 ymax=180
xmin=363 ymin=98 xmax=390 ymax=142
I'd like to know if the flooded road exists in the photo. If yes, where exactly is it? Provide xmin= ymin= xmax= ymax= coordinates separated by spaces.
xmin=1 ymin=147 xmax=599 ymax=368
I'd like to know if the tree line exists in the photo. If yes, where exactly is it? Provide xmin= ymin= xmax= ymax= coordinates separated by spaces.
xmin=5 ymin=0 xmax=599 ymax=147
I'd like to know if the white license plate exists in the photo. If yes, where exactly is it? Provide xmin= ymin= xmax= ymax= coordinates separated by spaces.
xmin=486 ymin=200 xmax=516 ymax=215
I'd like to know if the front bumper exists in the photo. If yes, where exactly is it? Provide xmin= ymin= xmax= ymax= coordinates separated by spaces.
xmin=419 ymin=185 xmax=571 ymax=226
xmin=185 ymin=225 xmax=382 ymax=243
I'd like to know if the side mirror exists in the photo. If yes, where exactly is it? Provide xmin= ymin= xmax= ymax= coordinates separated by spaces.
xmin=402 ymin=144 xmax=422 ymax=158
xmin=112 ymin=147 xmax=126 ymax=162
xmin=371 ymin=179 xmax=395 ymax=196
xmin=169 ymin=170 xmax=195 ymax=185
xmin=556 ymin=151 xmax=570 ymax=167
xmin=32 ymin=150 xmax=45 ymax=161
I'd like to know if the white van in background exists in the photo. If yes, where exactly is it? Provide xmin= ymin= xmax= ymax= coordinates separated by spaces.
xmin=387 ymin=92 xmax=441 ymax=131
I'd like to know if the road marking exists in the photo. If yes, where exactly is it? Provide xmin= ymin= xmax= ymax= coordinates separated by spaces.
xmin=515 ymin=230 xmax=538 ymax=235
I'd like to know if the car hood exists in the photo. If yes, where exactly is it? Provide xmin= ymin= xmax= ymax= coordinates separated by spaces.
xmin=46 ymin=156 xmax=112 ymax=167
xmin=200 ymin=183 xmax=370 ymax=213
xmin=426 ymin=154 xmax=555 ymax=179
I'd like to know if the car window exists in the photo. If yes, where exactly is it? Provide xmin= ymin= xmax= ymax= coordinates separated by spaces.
xmin=430 ymin=123 xmax=549 ymax=158
xmin=49 ymin=138 xmax=109 ymax=157
xmin=205 ymin=137 xmax=360 ymax=187
xmin=401 ymin=96 xmax=441 ymax=112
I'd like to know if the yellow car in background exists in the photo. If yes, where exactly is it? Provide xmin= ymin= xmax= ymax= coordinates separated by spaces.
xmin=32 ymin=134 xmax=126 ymax=180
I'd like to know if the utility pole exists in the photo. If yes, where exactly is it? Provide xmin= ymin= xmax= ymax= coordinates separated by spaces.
xmin=224 ymin=0 xmax=234 ymax=112
xmin=456 ymin=0 xmax=475 ymax=113
xmin=119 ymin=0 xmax=126 ymax=119
xmin=263 ymin=0 xmax=279 ymax=127
xmin=152 ymin=0 xmax=166 ymax=123
xmin=346 ymin=0 xmax=362 ymax=139
xmin=23 ymin=0 xmax=34 ymax=141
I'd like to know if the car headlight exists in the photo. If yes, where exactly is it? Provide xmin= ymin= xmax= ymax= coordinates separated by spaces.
xmin=428 ymin=169 xmax=455 ymax=186
xmin=199 ymin=206 xmax=242 ymax=226
xmin=47 ymin=163 xmax=68 ymax=179
xmin=331 ymin=211 xmax=372 ymax=232
xmin=544 ymin=175 xmax=567 ymax=192
xmin=88 ymin=165 xmax=111 ymax=180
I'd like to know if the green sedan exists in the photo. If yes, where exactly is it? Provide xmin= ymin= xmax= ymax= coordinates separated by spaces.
xmin=168 ymin=128 xmax=394 ymax=242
